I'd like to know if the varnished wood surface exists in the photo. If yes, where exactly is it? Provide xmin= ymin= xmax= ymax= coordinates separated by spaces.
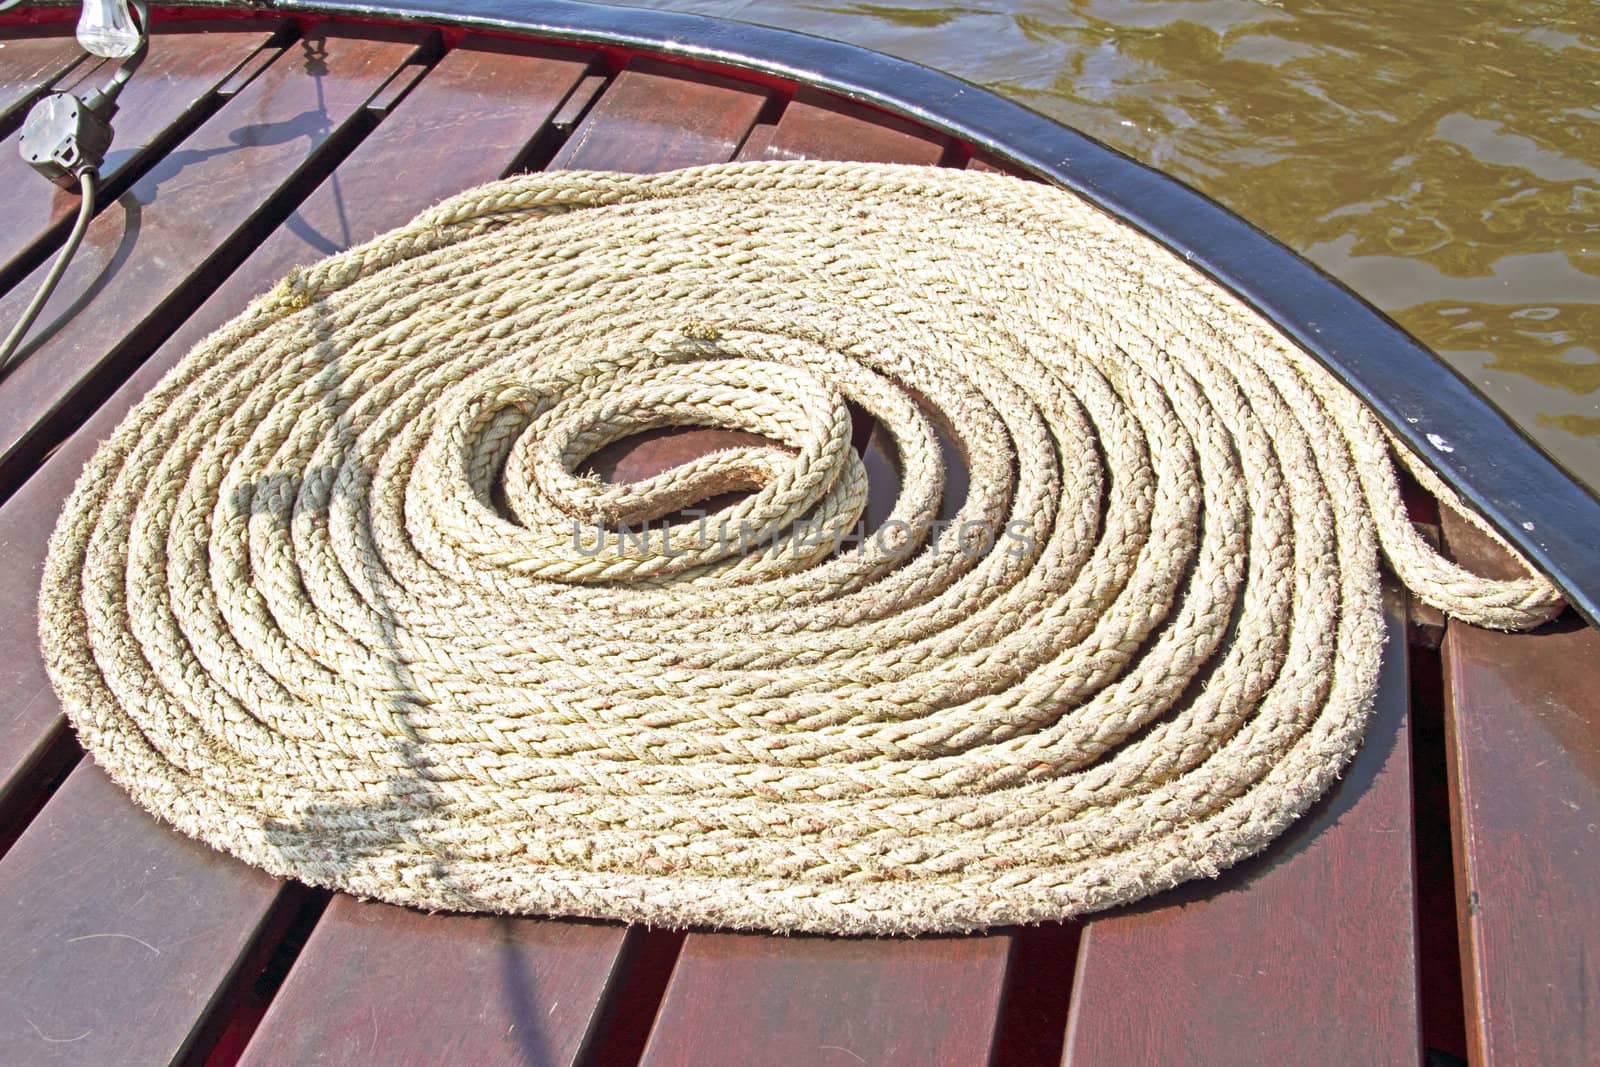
xmin=0 ymin=24 xmax=280 ymax=285
xmin=239 ymin=898 xmax=630 ymax=1067
xmin=0 ymin=764 xmax=287 ymax=1064
xmin=549 ymin=56 xmax=768 ymax=173
xmin=1065 ymin=589 xmax=1422 ymax=1066
xmin=738 ymin=86 xmax=945 ymax=164
xmin=0 ymin=18 xmax=1589 ymax=1065
xmin=0 ymin=30 xmax=90 ymax=125
xmin=1441 ymin=513 xmax=1600 ymax=1066
xmin=0 ymin=26 xmax=424 ymax=496
xmin=643 ymin=934 xmax=1013 ymax=1067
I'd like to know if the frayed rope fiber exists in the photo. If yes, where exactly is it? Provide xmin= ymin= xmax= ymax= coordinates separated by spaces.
xmin=39 ymin=162 xmax=1560 ymax=934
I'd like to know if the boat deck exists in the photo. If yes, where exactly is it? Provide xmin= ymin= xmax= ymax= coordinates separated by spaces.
xmin=0 ymin=17 xmax=1594 ymax=1066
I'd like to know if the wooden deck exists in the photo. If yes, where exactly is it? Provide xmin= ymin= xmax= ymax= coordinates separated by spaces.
xmin=0 ymin=19 xmax=1593 ymax=1066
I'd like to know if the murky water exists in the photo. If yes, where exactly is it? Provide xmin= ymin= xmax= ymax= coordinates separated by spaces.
xmin=624 ymin=0 xmax=1600 ymax=491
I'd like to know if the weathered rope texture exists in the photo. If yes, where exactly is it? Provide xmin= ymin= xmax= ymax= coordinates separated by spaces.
xmin=40 ymin=162 xmax=1561 ymax=934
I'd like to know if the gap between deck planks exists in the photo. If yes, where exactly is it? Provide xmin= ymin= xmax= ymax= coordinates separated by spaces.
xmin=0 ymin=32 xmax=608 ymax=1066
xmin=1439 ymin=514 xmax=1600 ymax=1066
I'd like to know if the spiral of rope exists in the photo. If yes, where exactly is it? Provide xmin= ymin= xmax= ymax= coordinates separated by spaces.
xmin=39 ymin=162 xmax=1560 ymax=934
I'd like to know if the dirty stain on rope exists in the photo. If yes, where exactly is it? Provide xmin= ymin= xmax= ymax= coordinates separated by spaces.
xmin=39 ymin=162 xmax=1561 ymax=934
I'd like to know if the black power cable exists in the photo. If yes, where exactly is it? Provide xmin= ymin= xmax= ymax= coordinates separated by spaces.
xmin=0 ymin=168 xmax=95 ymax=374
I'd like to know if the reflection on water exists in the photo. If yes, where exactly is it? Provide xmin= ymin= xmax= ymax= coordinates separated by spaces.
xmin=621 ymin=0 xmax=1600 ymax=490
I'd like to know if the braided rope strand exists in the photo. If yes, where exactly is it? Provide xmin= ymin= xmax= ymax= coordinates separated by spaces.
xmin=39 ymin=162 xmax=1561 ymax=934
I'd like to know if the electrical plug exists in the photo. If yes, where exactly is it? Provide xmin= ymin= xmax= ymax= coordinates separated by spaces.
xmin=18 ymin=90 xmax=115 ymax=190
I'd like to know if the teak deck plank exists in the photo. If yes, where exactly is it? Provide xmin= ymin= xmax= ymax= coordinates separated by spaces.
xmin=0 ymin=29 xmax=447 ymax=1065
xmin=738 ymin=86 xmax=945 ymax=164
xmin=0 ymin=26 xmax=424 ymax=498
xmin=549 ymin=56 xmax=768 ymax=172
xmin=0 ymin=31 xmax=91 ymax=126
xmin=0 ymin=764 xmax=285 ymax=1065
xmin=0 ymin=26 xmax=595 ymax=893
xmin=642 ymin=935 xmax=1012 ymax=1066
xmin=0 ymin=25 xmax=280 ymax=286
xmin=238 ymin=897 xmax=628 ymax=1067
xmin=144 ymin=35 xmax=599 ymax=371
xmin=614 ymin=92 xmax=1013 ymax=1067
xmin=1440 ymin=514 xmax=1600 ymax=1065
xmin=222 ymin=40 xmax=639 ymax=1067
xmin=0 ymin=24 xmax=423 ymax=829
xmin=1064 ymin=589 xmax=1422 ymax=1066
xmin=967 ymin=154 xmax=1032 ymax=178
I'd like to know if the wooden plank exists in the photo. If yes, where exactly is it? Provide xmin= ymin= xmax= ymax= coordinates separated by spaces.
xmin=0 ymin=24 xmax=281 ymax=286
xmin=0 ymin=34 xmax=617 ymax=1064
xmin=0 ymin=26 xmax=426 ymax=498
xmin=0 ymin=462 xmax=74 ymax=832
xmin=0 ymin=33 xmax=593 ymax=852
xmin=1065 ymin=588 xmax=1422 ymax=1066
xmin=10 ymin=45 xmax=109 ymax=117
xmin=238 ymin=897 xmax=627 ymax=1067
xmin=642 ymin=935 xmax=1011 ymax=1066
xmin=738 ymin=86 xmax=944 ymax=164
xmin=548 ymin=57 xmax=768 ymax=172
xmin=968 ymin=154 xmax=1034 ymax=179
xmin=0 ymin=23 xmax=424 ymax=826
xmin=0 ymin=31 xmax=92 ymax=127
xmin=0 ymin=763 xmax=287 ymax=1065
xmin=1440 ymin=513 xmax=1600 ymax=1065
xmin=212 ymin=39 xmax=636 ymax=1066
xmin=148 ymin=35 xmax=598 ymax=367
xmin=563 ymin=85 xmax=1016 ymax=1063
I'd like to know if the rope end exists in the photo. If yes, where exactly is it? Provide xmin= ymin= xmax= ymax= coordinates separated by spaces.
xmin=269 ymin=269 xmax=317 ymax=312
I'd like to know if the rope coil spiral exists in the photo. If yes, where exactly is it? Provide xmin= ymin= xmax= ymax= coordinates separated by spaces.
xmin=40 ymin=161 xmax=1561 ymax=934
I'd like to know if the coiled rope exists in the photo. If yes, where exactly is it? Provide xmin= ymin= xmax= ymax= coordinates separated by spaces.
xmin=40 ymin=162 xmax=1561 ymax=934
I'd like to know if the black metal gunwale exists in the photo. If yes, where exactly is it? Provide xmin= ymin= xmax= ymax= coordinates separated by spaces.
xmin=36 ymin=0 xmax=1600 ymax=624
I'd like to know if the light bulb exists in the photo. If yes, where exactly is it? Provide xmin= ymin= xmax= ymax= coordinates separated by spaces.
xmin=76 ymin=0 xmax=141 ymax=59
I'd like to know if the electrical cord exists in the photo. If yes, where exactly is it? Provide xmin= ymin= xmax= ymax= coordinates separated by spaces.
xmin=87 ymin=0 xmax=151 ymax=107
xmin=0 ymin=168 xmax=96 ymax=376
